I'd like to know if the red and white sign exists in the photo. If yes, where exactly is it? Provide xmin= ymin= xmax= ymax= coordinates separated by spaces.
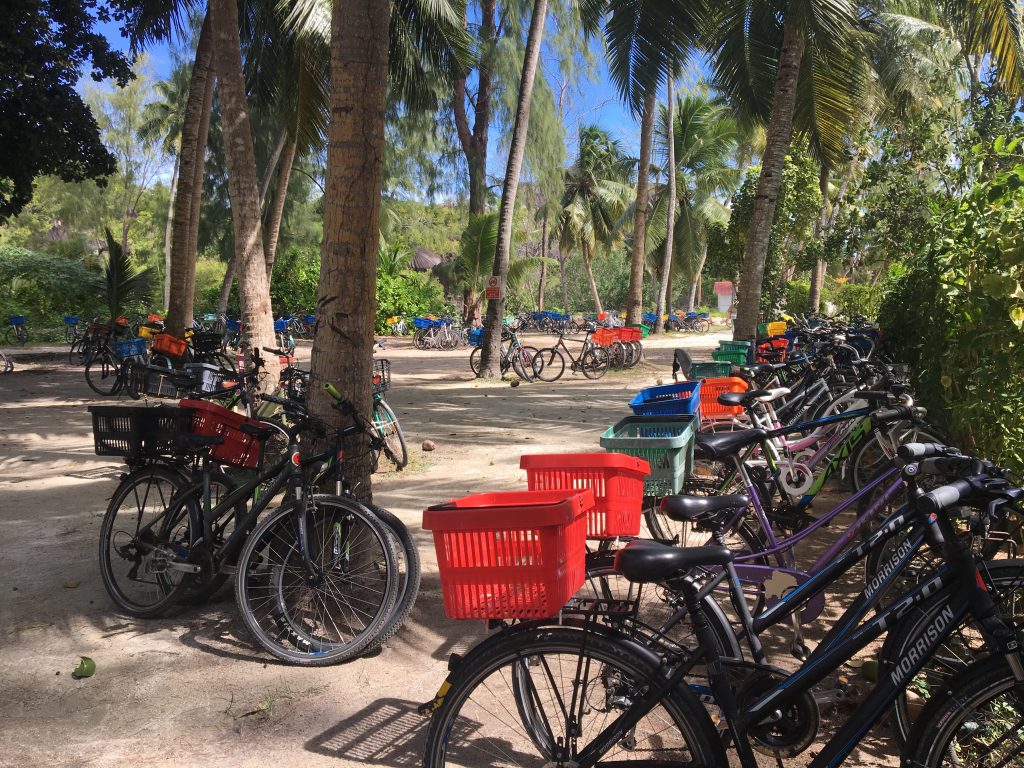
xmin=714 ymin=281 xmax=734 ymax=296
xmin=485 ymin=275 xmax=500 ymax=300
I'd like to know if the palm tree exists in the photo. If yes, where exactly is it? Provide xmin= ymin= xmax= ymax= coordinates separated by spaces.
xmin=652 ymin=69 xmax=676 ymax=332
xmin=646 ymin=93 xmax=739 ymax=316
xmin=102 ymin=228 xmax=154 ymax=321
xmin=140 ymin=61 xmax=191 ymax=310
xmin=478 ymin=0 xmax=550 ymax=377
xmin=556 ymin=126 xmax=634 ymax=314
xmin=713 ymin=0 xmax=1024 ymax=339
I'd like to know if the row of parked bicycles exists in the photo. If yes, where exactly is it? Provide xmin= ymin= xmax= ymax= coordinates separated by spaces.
xmin=415 ymin=315 xmax=1024 ymax=767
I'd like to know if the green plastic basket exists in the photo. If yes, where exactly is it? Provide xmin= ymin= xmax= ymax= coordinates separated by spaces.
xmin=599 ymin=415 xmax=696 ymax=496
xmin=718 ymin=340 xmax=752 ymax=352
xmin=757 ymin=323 xmax=769 ymax=337
xmin=689 ymin=361 xmax=733 ymax=379
xmin=627 ymin=323 xmax=651 ymax=339
xmin=713 ymin=349 xmax=748 ymax=367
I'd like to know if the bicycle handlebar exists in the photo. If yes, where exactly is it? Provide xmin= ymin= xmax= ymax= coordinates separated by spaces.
xmin=898 ymin=442 xmax=954 ymax=461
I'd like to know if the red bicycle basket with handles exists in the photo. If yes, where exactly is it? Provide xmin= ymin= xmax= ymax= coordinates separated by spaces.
xmin=592 ymin=328 xmax=616 ymax=346
xmin=153 ymin=333 xmax=188 ymax=359
xmin=180 ymin=399 xmax=268 ymax=469
xmin=520 ymin=453 xmax=649 ymax=537
xmin=699 ymin=377 xmax=749 ymax=421
xmin=422 ymin=489 xmax=592 ymax=620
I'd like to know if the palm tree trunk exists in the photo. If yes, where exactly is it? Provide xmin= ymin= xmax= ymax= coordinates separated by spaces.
xmin=687 ymin=246 xmax=707 ymax=311
xmin=162 ymin=149 xmax=180 ymax=310
xmin=185 ymin=70 xmax=215 ymax=305
xmin=559 ymin=252 xmax=570 ymax=313
xmin=808 ymin=162 xmax=830 ymax=313
xmin=217 ymin=258 xmax=235 ymax=315
xmin=479 ymin=0 xmax=549 ymax=378
xmin=264 ymin=135 xmax=297 ymax=276
xmin=165 ymin=10 xmax=214 ymax=336
xmin=732 ymin=16 xmax=806 ymax=340
xmin=261 ymin=130 xmax=288 ymax=206
xmin=582 ymin=242 xmax=603 ymax=314
xmin=307 ymin=0 xmax=390 ymax=497
xmin=653 ymin=73 xmax=676 ymax=334
xmin=210 ymin=0 xmax=275 ymax=372
xmin=537 ymin=213 xmax=547 ymax=311
xmin=625 ymin=90 xmax=656 ymax=326
xmin=453 ymin=0 xmax=495 ymax=216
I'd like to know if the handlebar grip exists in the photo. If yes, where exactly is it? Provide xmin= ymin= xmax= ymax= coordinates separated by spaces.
xmin=324 ymin=382 xmax=344 ymax=401
xmin=917 ymin=456 xmax=982 ymax=477
xmin=918 ymin=479 xmax=974 ymax=513
xmin=872 ymin=405 xmax=912 ymax=423
xmin=261 ymin=393 xmax=296 ymax=408
xmin=897 ymin=442 xmax=951 ymax=461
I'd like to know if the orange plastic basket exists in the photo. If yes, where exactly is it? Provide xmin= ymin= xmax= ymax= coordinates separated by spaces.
xmin=422 ymin=489 xmax=592 ymax=620
xmin=153 ymin=333 xmax=188 ymax=359
xmin=180 ymin=399 xmax=268 ymax=469
xmin=147 ymin=313 xmax=165 ymax=323
xmin=592 ymin=328 xmax=616 ymax=346
xmin=699 ymin=377 xmax=749 ymax=421
xmin=756 ymin=338 xmax=789 ymax=363
xmin=520 ymin=453 xmax=650 ymax=537
xmin=618 ymin=327 xmax=642 ymax=343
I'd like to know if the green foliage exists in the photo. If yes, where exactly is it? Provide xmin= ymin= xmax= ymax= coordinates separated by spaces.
xmin=194 ymin=258 xmax=230 ymax=314
xmin=0 ymin=244 xmax=104 ymax=324
xmin=827 ymin=282 xmax=879 ymax=319
xmin=269 ymin=247 xmax=321 ymax=314
xmin=376 ymin=271 xmax=451 ymax=333
xmin=784 ymin=280 xmax=810 ymax=315
xmin=880 ymin=141 xmax=1024 ymax=472
xmin=102 ymin=229 xmax=154 ymax=320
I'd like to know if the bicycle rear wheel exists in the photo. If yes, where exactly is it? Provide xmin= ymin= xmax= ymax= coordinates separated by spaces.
xmin=371 ymin=398 xmax=408 ymax=469
xmin=581 ymin=347 xmax=609 ymax=379
xmin=85 ymin=351 xmax=123 ymax=396
xmin=422 ymin=626 xmax=724 ymax=767
xmin=359 ymin=501 xmax=420 ymax=652
xmin=234 ymin=495 xmax=400 ymax=665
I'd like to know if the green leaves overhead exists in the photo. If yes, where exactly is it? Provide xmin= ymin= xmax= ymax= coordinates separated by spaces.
xmin=103 ymin=228 xmax=153 ymax=321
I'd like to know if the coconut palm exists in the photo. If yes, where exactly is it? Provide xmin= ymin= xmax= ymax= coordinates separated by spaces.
xmin=644 ymin=93 xmax=739 ymax=317
xmin=556 ymin=126 xmax=634 ymax=314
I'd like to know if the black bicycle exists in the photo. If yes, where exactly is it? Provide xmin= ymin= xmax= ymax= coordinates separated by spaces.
xmin=420 ymin=445 xmax=1024 ymax=767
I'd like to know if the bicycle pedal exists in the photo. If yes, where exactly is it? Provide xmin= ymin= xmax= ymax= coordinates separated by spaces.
xmin=790 ymin=641 xmax=810 ymax=661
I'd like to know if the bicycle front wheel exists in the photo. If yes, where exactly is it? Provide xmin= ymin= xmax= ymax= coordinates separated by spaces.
xmin=533 ymin=347 xmax=565 ymax=382
xmin=85 ymin=351 xmax=123 ymax=396
xmin=581 ymin=347 xmax=610 ymax=379
xmin=901 ymin=655 xmax=1024 ymax=768
xmin=422 ymin=625 xmax=724 ymax=767
xmin=371 ymin=399 xmax=408 ymax=469
xmin=98 ymin=466 xmax=194 ymax=617
xmin=234 ymin=495 xmax=400 ymax=665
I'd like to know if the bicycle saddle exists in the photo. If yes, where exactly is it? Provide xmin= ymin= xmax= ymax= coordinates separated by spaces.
xmin=745 ymin=362 xmax=788 ymax=376
xmin=614 ymin=540 xmax=732 ymax=584
xmin=660 ymin=494 xmax=750 ymax=529
xmin=694 ymin=429 xmax=767 ymax=460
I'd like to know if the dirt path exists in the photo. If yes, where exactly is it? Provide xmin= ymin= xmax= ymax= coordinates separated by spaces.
xmin=0 ymin=330 xmax=894 ymax=767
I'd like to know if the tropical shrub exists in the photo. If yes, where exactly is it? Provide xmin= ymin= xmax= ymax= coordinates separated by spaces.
xmin=0 ymin=244 xmax=105 ymax=326
xmin=375 ymin=270 xmax=450 ymax=332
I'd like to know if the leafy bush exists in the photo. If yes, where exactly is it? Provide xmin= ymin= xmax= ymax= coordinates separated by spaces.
xmin=270 ymin=247 xmax=320 ymax=315
xmin=376 ymin=270 xmax=450 ymax=332
xmin=827 ymin=282 xmax=879 ymax=319
xmin=879 ymin=147 xmax=1024 ymax=472
xmin=0 ymin=244 xmax=105 ymax=327
xmin=784 ymin=280 xmax=810 ymax=315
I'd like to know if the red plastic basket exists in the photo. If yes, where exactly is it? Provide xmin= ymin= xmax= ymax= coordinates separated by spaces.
xmin=153 ymin=333 xmax=188 ymax=359
xmin=699 ymin=377 xmax=749 ymax=421
xmin=756 ymin=338 xmax=789 ymax=363
xmin=147 ymin=313 xmax=165 ymax=323
xmin=520 ymin=453 xmax=649 ymax=537
xmin=592 ymin=328 xmax=617 ymax=347
xmin=618 ymin=327 xmax=642 ymax=343
xmin=422 ymin=489 xmax=592 ymax=620
xmin=180 ymin=399 xmax=268 ymax=469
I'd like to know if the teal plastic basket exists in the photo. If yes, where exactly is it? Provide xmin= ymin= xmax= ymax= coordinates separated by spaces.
xmin=599 ymin=415 xmax=697 ymax=497
xmin=713 ymin=349 xmax=748 ymax=367
xmin=689 ymin=361 xmax=733 ymax=379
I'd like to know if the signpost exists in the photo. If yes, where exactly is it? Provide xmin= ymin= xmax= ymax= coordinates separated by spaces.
xmin=485 ymin=275 xmax=500 ymax=301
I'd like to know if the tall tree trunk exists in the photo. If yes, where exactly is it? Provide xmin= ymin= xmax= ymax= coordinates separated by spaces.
xmin=453 ymin=0 xmax=495 ymax=215
xmin=537 ymin=213 xmax=547 ymax=311
xmin=479 ymin=0 xmax=548 ymax=377
xmin=808 ymin=162 xmax=830 ymax=313
xmin=162 ymin=149 xmax=180 ymax=310
xmin=582 ymin=242 xmax=603 ymax=314
xmin=732 ymin=17 xmax=806 ymax=340
xmin=559 ymin=252 xmax=569 ymax=313
xmin=261 ymin=130 xmax=288 ymax=205
xmin=264 ymin=135 xmax=297 ymax=275
xmin=185 ymin=71 xmax=215 ymax=311
xmin=307 ymin=0 xmax=389 ymax=497
xmin=625 ymin=90 xmax=656 ymax=326
xmin=653 ymin=72 xmax=676 ymax=334
xmin=217 ymin=258 xmax=235 ymax=315
xmin=687 ymin=246 xmax=707 ymax=311
xmin=165 ymin=11 xmax=214 ymax=336
xmin=210 ymin=0 xmax=274 ymax=372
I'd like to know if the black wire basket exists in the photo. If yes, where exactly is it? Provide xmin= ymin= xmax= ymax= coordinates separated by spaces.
xmin=372 ymin=359 xmax=391 ymax=394
xmin=89 ymin=404 xmax=194 ymax=460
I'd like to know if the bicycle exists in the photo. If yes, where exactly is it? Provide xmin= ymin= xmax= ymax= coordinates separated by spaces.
xmin=468 ymin=327 xmax=543 ymax=381
xmin=370 ymin=358 xmax=408 ymax=469
xmin=84 ymin=336 xmax=149 ymax=397
xmin=4 ymin=315 xmax=28 ymax=345
xmin=419 ymin=448 xmax=1024 ymax=768
xmin=0 ymin=349 xmax=12 ymax=373
xmin=531 ymin=329 xmax=611 ymax=382
xmin=63 ymin=316 xmax=81 ymax=344
xmin=93 ymin=391 xmax=405 ymax=665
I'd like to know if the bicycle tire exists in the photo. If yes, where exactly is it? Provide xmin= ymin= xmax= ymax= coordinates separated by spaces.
xmin=510 ymin=345 xmax=536 ymax=382
xmin=68 ymin=337 xmax=86 ymax=366
xmin=581 ymin=347 xmax=609 ymax=379
xmin=85 ymin=351 xmax=123 ymax=396
xmin=422 ymin=625 xmax=725 ymax=767
xmin=879 ymin=559 xmax=1024 ymax=746
xmin=849 ymin=422 xmax=946 ymax=491
xmin=234 ymin=495 xmax=400 ymax=665
xmin=533 ymin=347 xmax=565 ymax=382
xmin=469 ymin=346 xmax=483 ymax=376
xmin=608 ymin=340 xmax=626 ymax=368
xmin=98 ymin=465 xmax=194 ymax=617
xmin=371 ymin=399 xmax=408 ymax=469
xmin=358 ymin=500 xmax=420 ymax=652
xmin=900 ymin=655 xmax=1024 ymax=768
xmin=177 ymin=472 xmax=248 ymax=605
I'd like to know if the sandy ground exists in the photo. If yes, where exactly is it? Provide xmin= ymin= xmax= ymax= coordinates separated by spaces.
xmin=0 ymin=329 xmax=897 ymax=767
